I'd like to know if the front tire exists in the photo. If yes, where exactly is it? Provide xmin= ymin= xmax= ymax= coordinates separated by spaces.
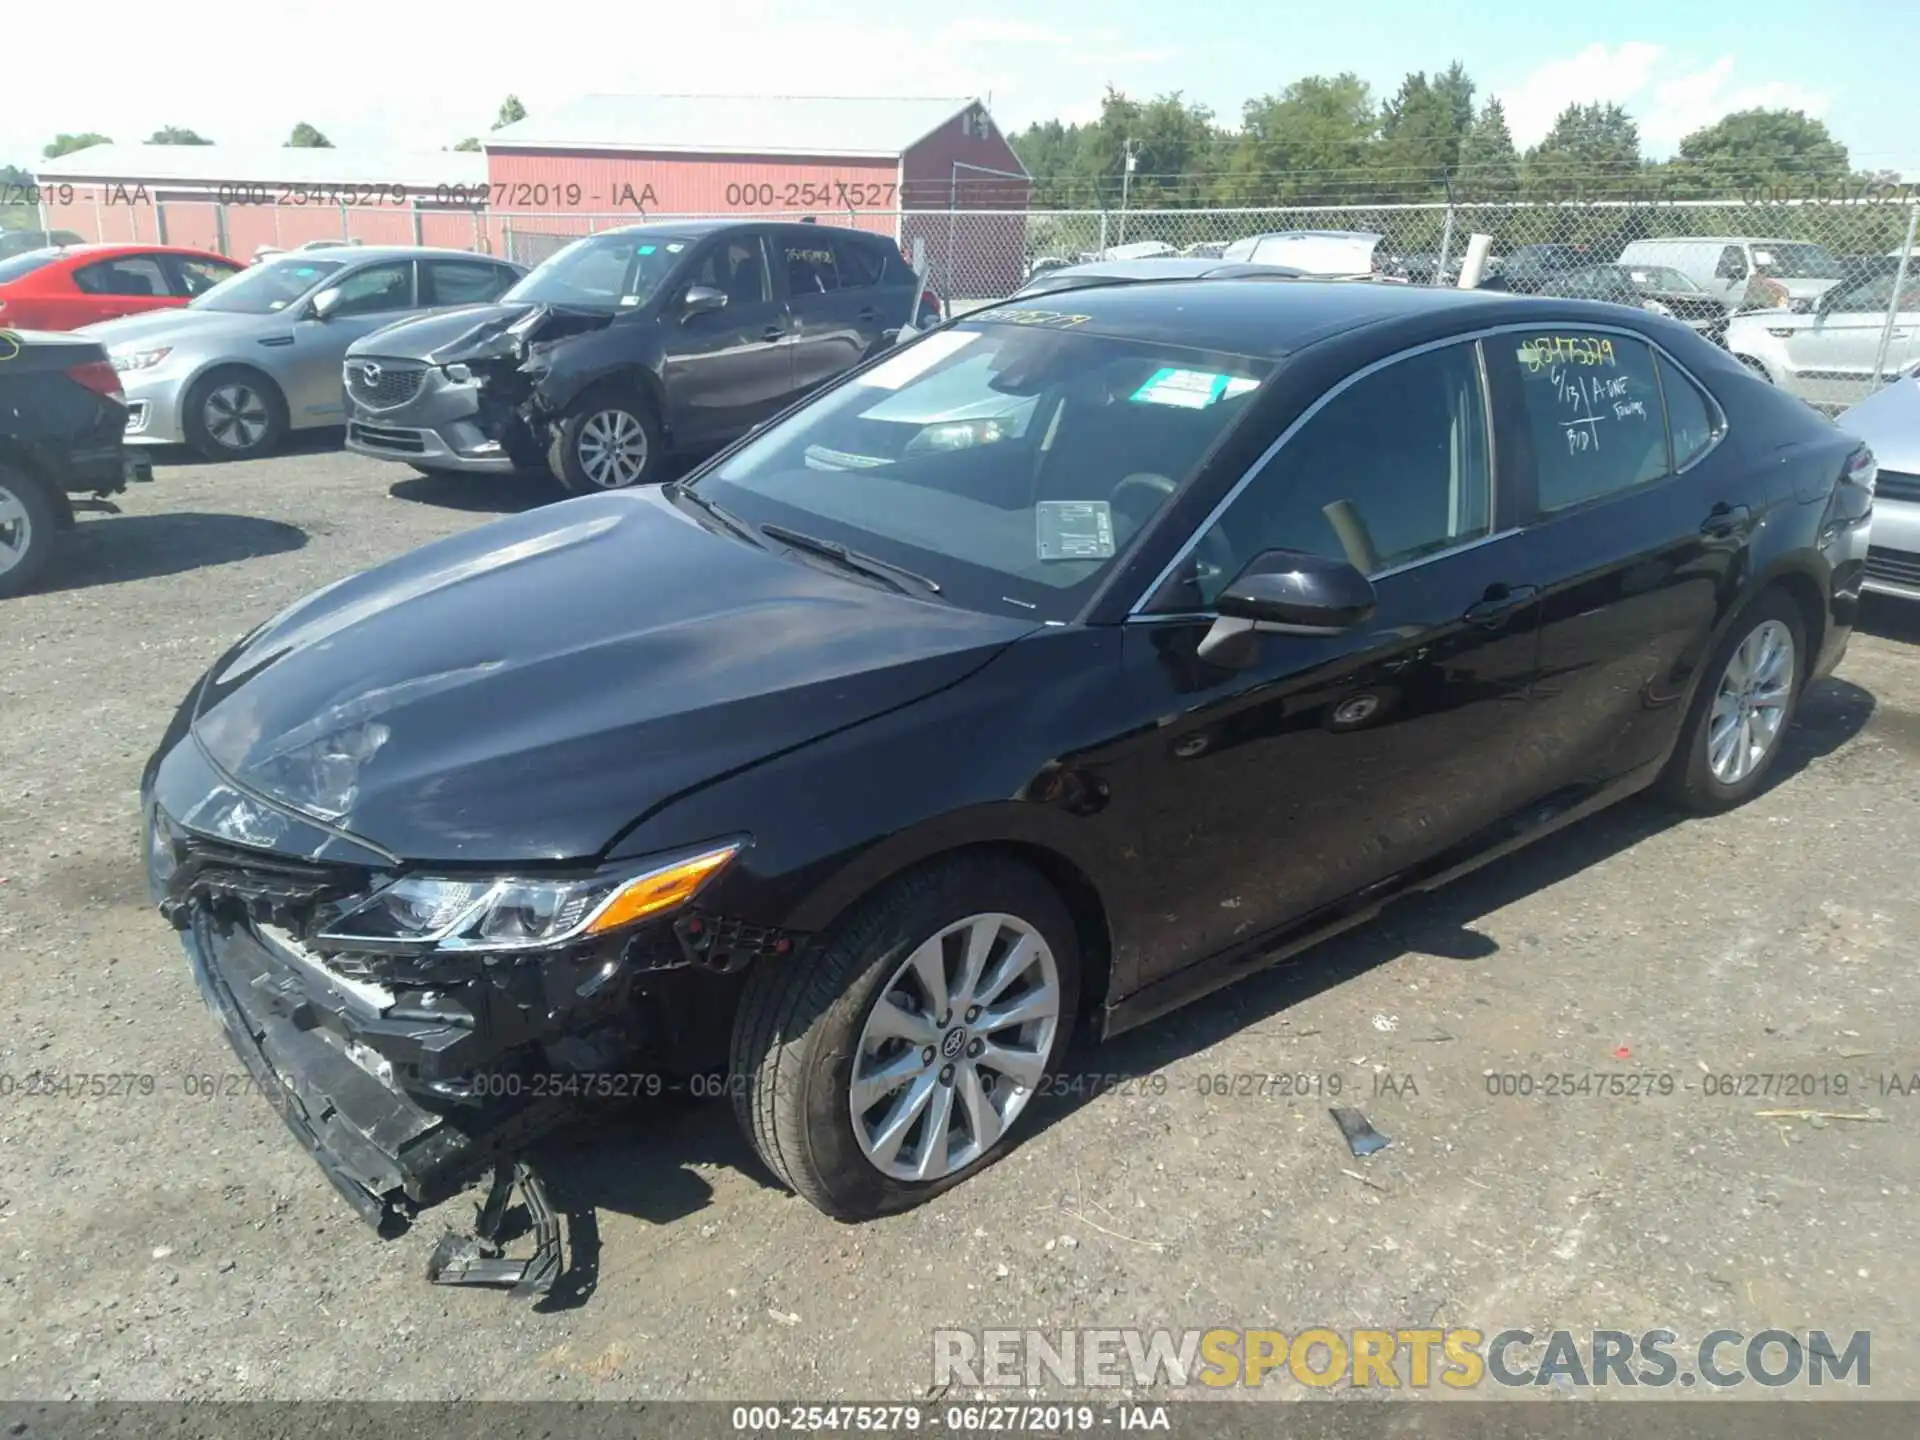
xmin=546 ymin=392 xmax=662 ymax=494
xmin=731 ymin=856 xmax=1081 ymax=1220
xmin=1659 ymin=590 xmax=1805 ymax=813
xmin=0 ymin=467 xmax=59 ymax=599
xmin=183 ymin=367 xmax=288 ymax=460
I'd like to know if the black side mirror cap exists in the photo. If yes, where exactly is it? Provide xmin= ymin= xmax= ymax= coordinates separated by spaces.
xmin=1198 ymin=549 xmax=1376 ymax=666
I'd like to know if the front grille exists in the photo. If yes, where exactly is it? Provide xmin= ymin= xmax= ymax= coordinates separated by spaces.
xmin=161 ymin=835 xmax=369 ymax=934
xmin=1875 ymin=469 xmax=1920 ymax=504
xmin=345 ymin=359 xmax=427 ymax=410
xmin=1865 ymin=547 xmax=1920 ymax=588
xmin=348 ymin=422 xmax=427 ymax=455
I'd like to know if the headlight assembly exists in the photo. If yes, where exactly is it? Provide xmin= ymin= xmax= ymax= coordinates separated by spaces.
xmin=316 ymin=841 xmax=741 ymax=955
xmin=111 ymin=346 xmax=172 ymax=372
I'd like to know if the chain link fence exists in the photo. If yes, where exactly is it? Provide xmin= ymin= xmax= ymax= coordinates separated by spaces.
xmin=34 ymin=191 xmax=1920 ymax=406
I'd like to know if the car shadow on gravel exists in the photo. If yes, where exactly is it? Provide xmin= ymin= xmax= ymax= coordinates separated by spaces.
xmin=452 ymin=677 xmax=1876 ymax=1306
xmin=386 ymin=470 xmax=554 ymax=515
xmin=42 ymin=511 xmax=307 ymax=591
xmin=1022 ymin=673 xmax=1878 ymax=1135
xmin=143 ymin=428 xmax=347 ymax=468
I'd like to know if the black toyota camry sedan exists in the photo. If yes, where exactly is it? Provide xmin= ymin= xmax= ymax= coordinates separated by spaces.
xmin=143 ymin=279 xmax=1873 ymax=1248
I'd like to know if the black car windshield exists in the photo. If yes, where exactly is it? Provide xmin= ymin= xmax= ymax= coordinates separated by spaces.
xmin=190 ymin=257 xmax=346 ymax=313
xmin=1751 ymin=243 xmax=1843 ymax=279
xmin=0 ymin=249 xmax=60 ymax=283
xmin=502 ymin=233 xmax=695 ymax=309
xmin=692 ymin=319 xmax=1273 ymax=620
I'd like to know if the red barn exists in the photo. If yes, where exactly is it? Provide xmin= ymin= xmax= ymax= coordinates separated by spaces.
xmin=31 ymin=144 xmax=492 ymax=258
xmin=482 ymin=94 xmax=1032 ymax=299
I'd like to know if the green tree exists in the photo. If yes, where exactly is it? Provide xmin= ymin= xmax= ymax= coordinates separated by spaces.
xmin=287 ymin=122 xmax=333 ymax=148
xmin=1378 ymin=63 xmax=1477 ymax=200
xmin=149 ymin=126 xmax=213 ymax=145
xmin=1009 ymin=119 xmax=1085 ymax=206
xmin=1522 ymin=102 xmax=1640 ymax=197
xmin=1225 ymin=73 xmax=1379 ymax=204
xmin=1457 ymin=96 xmax=1519 ymax=198
xmin=492 ymin=95 xmax=527 ymax=131
xmin=1673 ymin=108 xmax=1849 ymax=194
xmin=452 ymin=136 xmax=483 ymax=152
xmin=43 ymin=132 xmax=112 ymax=159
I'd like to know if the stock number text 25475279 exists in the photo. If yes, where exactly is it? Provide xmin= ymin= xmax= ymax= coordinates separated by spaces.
xmin=722 ymin=180 xmax=897 ymax=210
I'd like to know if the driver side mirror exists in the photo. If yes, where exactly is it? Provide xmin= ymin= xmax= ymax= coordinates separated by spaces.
xmin=308 ymin=287 xmax=342 ymax=321
xmin=1197 ymin=549 xmax=1377 ymax=666
xmin=682 ymin=285 xmax=728 ymax=320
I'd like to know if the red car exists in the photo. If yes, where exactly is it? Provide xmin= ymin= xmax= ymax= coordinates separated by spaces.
xmin=0 ymin=243 xmax=244 ymax=331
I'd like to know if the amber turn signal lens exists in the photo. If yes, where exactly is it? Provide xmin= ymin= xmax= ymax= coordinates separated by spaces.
xmin=584 ymin=845 xmax=740 ymax=935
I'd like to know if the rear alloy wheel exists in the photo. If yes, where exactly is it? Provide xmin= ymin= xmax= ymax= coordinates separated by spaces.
xmin=183 ymin=368 xmax=287 ymax=460
xmin=1660 ymin=591 xmax=1805 ymax=813
xmin=731 ymin=856 xmax=1081 ymax=1220
xmin=0 ymin=468 xmax=59 ymax=599
xmin=547 ymin=395 xmax=662 ymax=494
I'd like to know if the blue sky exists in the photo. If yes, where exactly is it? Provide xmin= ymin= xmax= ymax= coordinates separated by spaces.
xmin=5 ymin=0 xmax=1912 ymax=175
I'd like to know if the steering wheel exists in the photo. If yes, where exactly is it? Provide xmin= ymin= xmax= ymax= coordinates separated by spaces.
xmin=1110 ymin=473 xmax=1236 ymax=591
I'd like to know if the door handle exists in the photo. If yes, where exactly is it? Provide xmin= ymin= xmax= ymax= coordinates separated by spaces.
xmin=1700 ymin=502 xmax=1751 ymax=538
xmin=761 ymin=324 xmax=786 ymax=342
xmin=1462 ymin=583 xmax=1538 ymax=625
xmin=857 ymin=307 xmax=880 ymax=322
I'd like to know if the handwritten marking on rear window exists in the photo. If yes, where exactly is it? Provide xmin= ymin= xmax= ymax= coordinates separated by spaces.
xmin=969 ymin=308 xmax=1092 ymax=329
xmin=1518 ymin=335 xmax=1615 ymax=372
xmin=1547 ymin=363 xmax=1649 ymax=455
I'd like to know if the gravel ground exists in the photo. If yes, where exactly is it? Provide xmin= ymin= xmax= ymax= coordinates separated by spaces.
xmin=3 ymin=440 xmax=1919 ymax=1402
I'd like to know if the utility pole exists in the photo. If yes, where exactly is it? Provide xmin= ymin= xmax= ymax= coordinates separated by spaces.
xmin=1117 ymin=138 xmax=1139 ymax=250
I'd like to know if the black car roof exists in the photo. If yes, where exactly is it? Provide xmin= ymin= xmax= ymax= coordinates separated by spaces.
xmin=601 ymin=218 xmax=873 ymax=239
xmin=962 ymin=279 xmax=1634 ymax=361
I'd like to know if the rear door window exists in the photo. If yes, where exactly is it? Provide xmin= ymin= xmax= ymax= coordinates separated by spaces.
xmin=72 ymin=255 xmax=169 ymax=297
xmin=784 ymin=236 xmax=842 ymax=296
xmin=833 ymin=235 xmax=889 ymax=290
xmin=161 ymin=254 xmax=242 ymax=297
xmin=1506 ymin=330 xmax=1671 ymax=513
xmin=422 ymin=259 xmax=517 ymax=306
xmin=1656 ymin=353 xmax=1719 ymax=469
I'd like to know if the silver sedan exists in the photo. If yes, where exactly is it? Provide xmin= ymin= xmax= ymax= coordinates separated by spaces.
xmin=81 ymin=247 xmax=523 ymax=460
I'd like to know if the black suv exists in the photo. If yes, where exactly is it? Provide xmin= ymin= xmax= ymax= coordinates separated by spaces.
xmin=344 ymin=220 xmax=932 ymax=494
xmin=0 ymin=328 xmax=152 ymax=598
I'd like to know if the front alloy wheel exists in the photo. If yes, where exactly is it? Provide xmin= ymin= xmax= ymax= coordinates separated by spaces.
xmin=849 ymin=913 xmax=1062 ymax=1182
xmin=202 ymin=382 xmax=271 ymax=452
xmin=576 ymin=408 xmax=650 ymax=488
xmin=731 ymin=856 xmax=1081 ymax=1219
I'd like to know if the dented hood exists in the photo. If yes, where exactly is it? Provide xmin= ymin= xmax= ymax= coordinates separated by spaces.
xmin=346 ymin=302 xmax=617 ymax=365
xmin=188 ymin=489 xmax=1036 ymax=862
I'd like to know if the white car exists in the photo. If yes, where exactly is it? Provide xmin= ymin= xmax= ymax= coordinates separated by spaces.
xmin=1725 ymin=259 xmax=1920 ymax=409
xmin=1838 ymin=356 xmax=1920 ymax=601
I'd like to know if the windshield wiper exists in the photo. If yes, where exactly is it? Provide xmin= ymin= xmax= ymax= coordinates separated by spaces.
xmin=758 ymin=523 xmax=943 ymax=596
xmin=666 ymin=483 xmax=766 ymax=548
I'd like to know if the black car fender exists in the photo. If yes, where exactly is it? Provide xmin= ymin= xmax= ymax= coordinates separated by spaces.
xmin=525 ymin=326 xmax=669 ymax=426
xmin=606 ymin=628 xmax=1134 ymax=990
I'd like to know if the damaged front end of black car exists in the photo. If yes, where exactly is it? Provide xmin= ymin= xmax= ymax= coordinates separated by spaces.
xmin=137 ymin=485 xmax=1033 ymax=1295
xmin=344 ymin=301 xmax=619 ymax=480
xmin=143 ymin=724 xmax=760 ymax=1294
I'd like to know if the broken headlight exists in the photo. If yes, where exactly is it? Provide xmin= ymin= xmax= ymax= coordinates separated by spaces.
xmin=316 ymin=841 xmax=740 ymax=955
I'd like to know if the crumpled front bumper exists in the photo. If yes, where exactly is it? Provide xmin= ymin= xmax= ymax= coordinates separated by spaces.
xmin=178 ymin=908 xmax=574 ymax=1233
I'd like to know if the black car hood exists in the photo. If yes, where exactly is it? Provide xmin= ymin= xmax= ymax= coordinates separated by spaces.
xmin=188 ymin=490 xmax=1037 ymax=862
xmin=349 ymin=302 xmax=618 ymax=365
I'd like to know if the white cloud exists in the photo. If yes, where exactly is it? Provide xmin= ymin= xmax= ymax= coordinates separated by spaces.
xmin=1 ymin=0 xmax=1183 ymax=168
xmin=1497 ymin=42 xmax=1665 ymax=149
xmin=1643 ymin=58 xmax=1828 ymax=152
xmin=1497 ymin=43 xmax=1830 ymax=157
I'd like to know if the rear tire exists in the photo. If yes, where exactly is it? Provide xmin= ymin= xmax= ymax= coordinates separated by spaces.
xmin=0 ymin=466 xmax=59 ymax=600
xmin=730 ymin=856 xmax=1081 ymax=1220
xmin=1659 ymin=589 xmax=1806 ymax=814
xmin=546 ymin=391 xmax=663 ymax=494
xmin=182 ymin=367 xmax=288 ymax=461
